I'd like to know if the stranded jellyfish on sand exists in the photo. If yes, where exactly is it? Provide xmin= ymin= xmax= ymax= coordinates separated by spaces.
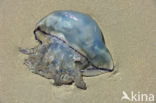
xmin=19 ymin=10 xmax=114 ymax=89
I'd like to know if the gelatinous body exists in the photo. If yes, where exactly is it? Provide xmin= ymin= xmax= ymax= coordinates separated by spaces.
xmin=19 ymin=10 xmax=114 ymax=89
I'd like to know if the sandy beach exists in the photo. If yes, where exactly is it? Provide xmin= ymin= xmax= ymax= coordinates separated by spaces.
xmin=0 ymin=0 xmax=156 ymax=103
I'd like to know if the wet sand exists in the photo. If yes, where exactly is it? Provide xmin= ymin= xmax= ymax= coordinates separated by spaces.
xmin=0 ymin=0 xmax=156 ymax=103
